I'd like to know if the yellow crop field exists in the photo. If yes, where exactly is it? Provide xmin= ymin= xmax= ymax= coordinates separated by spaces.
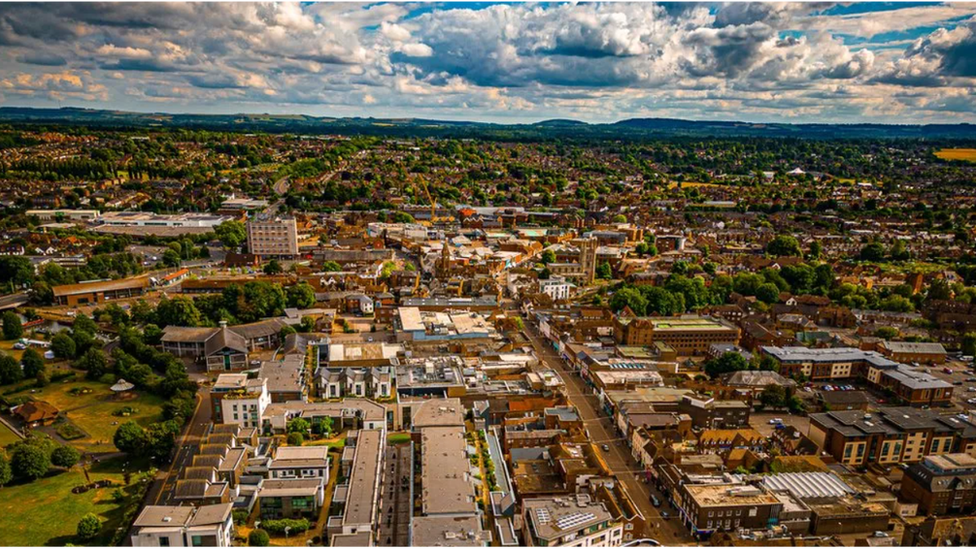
xmin=935 ymin=148 xmax=976 ymax=162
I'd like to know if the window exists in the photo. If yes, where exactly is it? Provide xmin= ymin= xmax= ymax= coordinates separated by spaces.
xmin=944 ymin=439 xmax=952 ymax=452
xmin=844 ymin=445 xmax=852 ymax=459
xmin=159 ymin=538 xmax=170 ymax=547
xmin=707 ymin=521 xmax=713 ymax=529
xmin=748 ymin=508 xmax=757 ymax=517
xmin=708 ymin=511 xmax=713 ymax=517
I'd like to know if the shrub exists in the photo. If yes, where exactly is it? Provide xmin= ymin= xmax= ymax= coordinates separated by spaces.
xmin=286 ymin=432 xmax=304 ymax=446
xmin=76 ymin=513 xmax=101 ymax=541
xmin=249 ymin=529 xmax=270 ymax=546
xmin=56 ymin=422 xmax=86 ymax=441
xmin=261 ymin=518 xmax=310 ymax=535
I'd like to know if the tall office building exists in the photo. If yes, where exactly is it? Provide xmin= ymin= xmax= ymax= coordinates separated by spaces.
xmin=247 ymin=215 xmax=298 ymax=257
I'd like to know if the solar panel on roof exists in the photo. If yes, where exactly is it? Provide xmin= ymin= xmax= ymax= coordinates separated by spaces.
xmin=535 ymin=508 xmax=551 ymax=525
xmin=556 ymin=512 xmax=596 ymax=530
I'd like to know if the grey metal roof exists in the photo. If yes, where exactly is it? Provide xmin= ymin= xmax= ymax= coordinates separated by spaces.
xmin=760 ymin=472 xmax=855 ymax=499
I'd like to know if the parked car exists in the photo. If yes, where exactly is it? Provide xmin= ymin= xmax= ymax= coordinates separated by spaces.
xmin=602 ymin=444 xmax=610 ymax=452
xmin=651 ymin=495 xmax=661 ymax=507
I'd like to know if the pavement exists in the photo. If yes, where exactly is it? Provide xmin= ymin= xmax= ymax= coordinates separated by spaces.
xmin=376 ymin=443 xmax=412 ymax=547
xmin=521 ymin=322 xmax=693 ymax=546
xmin=152 ymin=389 xmax=213 ymax=505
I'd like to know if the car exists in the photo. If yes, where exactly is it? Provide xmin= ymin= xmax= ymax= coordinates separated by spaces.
xmin=944 ymin=368 xmax=954 ymax=374
xmin=769 ymin=418 xmax=783 ymax=425
xmin=968 ymin=387 xmax=976 ymax=392
xmin=967 ymin=377 xmax=976 ymax=382
xmin=651 ymin=495 xmax=661 ymax=507
xmin=601 ymin=444 xmax=610 ymax=452
xmin=661 ymin=511 xmax=670 ymax=520
xmin=953 ymin=381 xmax=964 ymax=386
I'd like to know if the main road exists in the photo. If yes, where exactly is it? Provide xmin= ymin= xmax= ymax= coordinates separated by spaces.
xmin=521 ymin=320 xmax=692 ymax=546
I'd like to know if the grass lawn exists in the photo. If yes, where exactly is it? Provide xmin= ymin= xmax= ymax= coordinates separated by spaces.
xmin=0 ymin=339 xmax=25 ymax=361
xmin=0 ymin=421 xmax=22 ymax=448
xmin=935 ymin=148 xmax=976 ymax=163
xmin=306 ymin=435 xmax=346 ymax=449
xmin=9 ymin=375 xmax=166 ymax=452
xmin=387 ymin=432 xmax=411 ymax=445
xmin=0 ymin=456 xmax=150 ymax=546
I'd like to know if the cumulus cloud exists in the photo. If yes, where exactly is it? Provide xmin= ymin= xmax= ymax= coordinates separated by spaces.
xmin=0 ymin=2 xmax=973 ymax=123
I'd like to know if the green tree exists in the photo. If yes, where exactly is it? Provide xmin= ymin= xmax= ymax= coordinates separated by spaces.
xmin=72 ymin=313 xmax=98 ymax=335
xmin=113 ymin=421 xmax=145 ymax=454
xmin=596 ymin=261 xmax=612 ymax=280
xmin=609 ymin=287 xmax=648 ymax=316
xmin=322 ymin=261 xmax=342 ymax=272
xmin=155 ymin=296 xmax=202 ymax=327
xmin=264 ymin=260 xmax=283 ymax=275
xmin=540 ymin=249 xmax=556 ymax=265
xmin=51 ymin=332 xmax=77 ymax=359
xmin=704 ymin=352 xmax=750 ymax=378
xmin=962 ymin=332 xmax=976 ymax=356
xmin=612 ymin=214 xmax=627 ymax=223
xmin=0 ymin=354 xmax=23 ymax=385
xmin=286 ymin=283 xmax=316 ymax=309
xmin=162 ymin=248 xmax=181 ymax=268
xmin=874 ymin=326 xmax=899 ymax=340
xmin=756 ymin=283 xmax=781 ymax=303
xmin=286 ymin=432 xmax=304 ymax=446
xmin=20 ymin=348 xmax=44 ymax=378
xmin=0 ymin=451 xmax=12 ymax=487
xmin=0 ymin=256 xmax=35 ymax=288
xmin=1 ymin=311 xmax=23 ymax=340
xmin=766 ymin=235 xmax=802 ymax=257
xmin=249 ymin=529 xmax=270 ymax=546
xmin=807 ymin=240 xmax=823 ymax=260
xmin=287 ymin=417 xmax=310 ymax=434
xmin=76 ymin=348 xmax=109 ymax=380
xmin=11 ymin=443 xmax=50 ymax=480
xmin=50 ymin=445 xmax=81 ymax=468
xmin=214 ymin=220 xmax=247 ymax=249
xmin=859 ymin=242 xmax=886 ymax=262
xmin=76 ymin=513 xmax=101 ymax=541
xmin=759 ymin=385 xmax=787 ymax=410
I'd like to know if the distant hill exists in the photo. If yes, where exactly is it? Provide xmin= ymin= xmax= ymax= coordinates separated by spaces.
xmin=1 ymin=107 xmax=975 ymax=140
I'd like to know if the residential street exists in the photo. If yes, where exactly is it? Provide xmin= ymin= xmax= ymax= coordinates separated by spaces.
xmin=522 ymin=321 xmax=693 ymax=546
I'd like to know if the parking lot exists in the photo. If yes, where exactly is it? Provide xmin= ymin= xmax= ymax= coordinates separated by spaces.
xmin=749 ymin=412 xmax=810 ymax=438
xmin=921 ymin=359 xmax=976 ymax=410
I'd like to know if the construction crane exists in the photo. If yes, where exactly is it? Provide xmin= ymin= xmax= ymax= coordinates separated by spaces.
xmin=417 ymin=178 xmax=454 ymax=225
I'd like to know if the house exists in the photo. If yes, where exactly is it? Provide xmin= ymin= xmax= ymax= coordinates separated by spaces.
xmin=11 ymin=400 xmax=59 ymax=426
xmin=269 ymin=446 xmax=330 ymax=481
xmin=257 ymin=477 xmax=326 ymax=519
xmin=130 ymin=503 xmax=234 ymax=547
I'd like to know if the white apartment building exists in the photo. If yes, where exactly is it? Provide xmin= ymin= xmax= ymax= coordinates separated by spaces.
xmin=247 ymin=215 xmax=298 ymax=257
xmin=539 ymin=276 xmax=575 ymax=301
xmin=130 ymin=503 xmax=234 ymax=547
xmin=218 ymin=376 xmax=271 ymax=429
xmin=269 ymin=446 xmax=330 ymax=481
xmin=522 ymin=496 xmax=624 ymax=547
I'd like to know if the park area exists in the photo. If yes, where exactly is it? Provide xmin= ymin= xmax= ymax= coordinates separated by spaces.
xmin=5 ymin=372 xmax=166 ymax=452
xmin=0 ymin=456 xmax=152 ymax=546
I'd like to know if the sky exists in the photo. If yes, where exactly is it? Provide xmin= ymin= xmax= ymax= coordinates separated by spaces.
xmin=1 ymin=1 xmax=976 ymax=124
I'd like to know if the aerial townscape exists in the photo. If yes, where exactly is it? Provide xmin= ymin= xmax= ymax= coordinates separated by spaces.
xmin=2 ymin=112 xmax=976 ymax=549
xmin=2 ymin=2 xmax=976 ymax=549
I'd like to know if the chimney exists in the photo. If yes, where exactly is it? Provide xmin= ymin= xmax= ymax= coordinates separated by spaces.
xmin=219 ymin=320 xmax=228 ymax=328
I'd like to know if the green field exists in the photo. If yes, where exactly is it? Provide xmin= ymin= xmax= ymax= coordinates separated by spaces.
xmin=8 ymin=376 xmax=166 ymax=452
xmin=0 ymin=422 xmax=22 ymax=448
xmin=935 ymin=148 xmax=976 ymax=163
xmin=0 ymin=457 xmax=148 ymax=546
